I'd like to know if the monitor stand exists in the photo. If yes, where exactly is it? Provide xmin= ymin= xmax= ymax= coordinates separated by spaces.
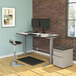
xmin=34 ymin=31 xmax=38 ymax=33
xmin=42 ymin=28 xmax=45 ymax=33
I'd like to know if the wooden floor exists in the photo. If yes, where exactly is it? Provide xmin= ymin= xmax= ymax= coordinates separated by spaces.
xmin=0 ymin=53 xmax=76 ymax=76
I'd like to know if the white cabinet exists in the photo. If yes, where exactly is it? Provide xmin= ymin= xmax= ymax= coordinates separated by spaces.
xmin=53 ymin=47 xmax=73 ymax=68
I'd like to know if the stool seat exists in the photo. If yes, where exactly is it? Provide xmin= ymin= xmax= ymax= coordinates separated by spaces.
xmin=9 ymin=40 xmax=22 ymax=45
xmin=15 ymin=41 xmax=22 ymax=45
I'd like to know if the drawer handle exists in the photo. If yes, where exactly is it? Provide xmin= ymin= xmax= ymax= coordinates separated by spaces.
xmin=54 ymin=50 xmax=62 ymax=53
xmin=53 ymin=55 xmax=63 ymax=58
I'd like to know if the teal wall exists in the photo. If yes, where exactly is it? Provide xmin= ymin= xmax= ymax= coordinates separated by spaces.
xmin=0 ymin=0 xmax=32 ymax=57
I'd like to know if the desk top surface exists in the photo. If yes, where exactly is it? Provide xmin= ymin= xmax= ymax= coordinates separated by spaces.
xmin=16 ymin=32 xmax=58 ymax=38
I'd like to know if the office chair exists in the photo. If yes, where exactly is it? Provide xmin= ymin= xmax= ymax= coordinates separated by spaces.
xmin=9 ymin=40 xmax=24 ymax=66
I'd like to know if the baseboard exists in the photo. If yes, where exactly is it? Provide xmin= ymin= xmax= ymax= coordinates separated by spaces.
xmin=0 ymin=50 xmax=34 ymax=59
xmin=0 ymin=50 xmax=76 ymax=64
xmin=0 ymin=52 xmax=24 ymax=59
xmin=73 ymin=61 xmax=76 ymax=64
xmin=27 ymin=50 xmax=34 ymax=53
xmin=34 ymin=50 xmax=76 ymax=64
xmin=34 ymin=50 xmax=50 ymax=56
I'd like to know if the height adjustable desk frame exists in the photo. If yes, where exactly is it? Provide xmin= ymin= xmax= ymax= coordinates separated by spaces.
xmin=16 ymin=32 xmax=58 ymax=66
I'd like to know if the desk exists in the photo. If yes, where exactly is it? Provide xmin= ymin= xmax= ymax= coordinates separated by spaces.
xmin=16 ymin=32 xmax=58 ymax=65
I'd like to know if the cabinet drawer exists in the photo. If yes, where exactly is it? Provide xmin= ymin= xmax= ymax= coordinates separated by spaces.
xmin=53 ymin=55 xmax=63 ymax=68
xmin=53 ymin=49 xmax=63 ymax=57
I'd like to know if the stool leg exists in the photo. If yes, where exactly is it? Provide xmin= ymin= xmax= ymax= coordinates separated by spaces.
xmin=10 ymin=45 xmax=24 ymax=66
xmin=13 ymin=45 xmax=16 ymax=62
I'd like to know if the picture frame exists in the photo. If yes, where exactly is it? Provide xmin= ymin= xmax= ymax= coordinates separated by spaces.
xmin=2 ymin=8 xmax=15 ymax=27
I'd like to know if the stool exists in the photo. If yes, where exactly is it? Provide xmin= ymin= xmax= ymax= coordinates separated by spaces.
xmin=9 ymin=40 xmax=24 ymax=66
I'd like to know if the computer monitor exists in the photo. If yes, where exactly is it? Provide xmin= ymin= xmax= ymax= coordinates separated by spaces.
xmin=39 ymin=19 xmax=50 ymax=28
xmin=39 ymin=19 xmax=50 ymax=33
xmin=32 ymin=19 xmax=39 ymax=27
xmin=32 ymin=18 xmax=50 ymax=33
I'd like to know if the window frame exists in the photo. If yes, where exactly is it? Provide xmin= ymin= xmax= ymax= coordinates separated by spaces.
xmin=66 ymin=0 xmax=76 ymax=38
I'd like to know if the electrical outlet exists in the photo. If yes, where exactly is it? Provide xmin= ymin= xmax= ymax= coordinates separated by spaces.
xmin=36 ymin=47 xmax=39 ymax=50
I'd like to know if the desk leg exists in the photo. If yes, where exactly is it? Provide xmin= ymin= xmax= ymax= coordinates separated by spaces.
xmin=43 ymin=38 xmax=53 ymax=66
xmin=18 ymin=36 xmax=26 ymax=57
xmin=24 ymin=35 xmax=26 ymax=54
xmin=49 ymin=38 xmax=53 ymax=64
xmin=24 ymin=35 xmax=33 ymax=55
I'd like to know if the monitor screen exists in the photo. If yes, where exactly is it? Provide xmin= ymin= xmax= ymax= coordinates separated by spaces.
xmin=39 ymin=19 xmax=50 ymax=28
xmin=32 ymin=19 xmax=39 ymax=27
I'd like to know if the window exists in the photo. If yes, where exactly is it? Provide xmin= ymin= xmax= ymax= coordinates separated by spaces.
xmin=67 ymin=0 xmax=76 ymax=37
